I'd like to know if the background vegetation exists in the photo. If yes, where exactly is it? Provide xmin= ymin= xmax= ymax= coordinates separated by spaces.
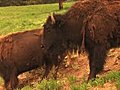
xmin=0 ymin=0 xmax=77 ymax=6
xmin=0 ymin=0 xmax=57 ymax=6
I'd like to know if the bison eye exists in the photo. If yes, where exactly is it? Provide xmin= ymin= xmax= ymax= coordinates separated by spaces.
xmin=43 ymin=24 xmax=48 ymax=28
xmin=43 ymin=24 xmax=48 ymax=29
xmin=41 ymin=44 xmax=44 ymax=48
xmin=43 ymin=24 xmax=45 ymax=27
xmin=44 ymin=25 xmax=52 ymax=33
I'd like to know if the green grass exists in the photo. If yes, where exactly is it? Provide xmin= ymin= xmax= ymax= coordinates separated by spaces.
xmin=69 ymin=71 xmax=120 ymax=90
xmin=35 ymin=79 xmax=62 ymax=90
xmin=19 ymin=71 xmax=120 ymax=90
xmin=68 ymin=76 xmax=77 ymax=85
xmin=0 ymin=2 xmax=74 ymax=35
xmin=20 ymin=86 xmax=33 ymax=90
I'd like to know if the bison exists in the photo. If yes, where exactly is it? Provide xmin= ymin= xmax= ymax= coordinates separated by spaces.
xmin=0 ymin=29 xmax=53 ymax=90
xmin=42 ymin=0 xmax=120 ymax=81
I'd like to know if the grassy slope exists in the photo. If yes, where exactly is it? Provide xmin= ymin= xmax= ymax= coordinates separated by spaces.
xmin=0 ymin=2 xmax=73 ymax=35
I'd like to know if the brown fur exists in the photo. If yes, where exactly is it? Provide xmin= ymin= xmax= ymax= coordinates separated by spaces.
xmin=43 ymin=0 xmax=120 ymax=80
xmin=0 ymin=29 xmax=51 ymax=90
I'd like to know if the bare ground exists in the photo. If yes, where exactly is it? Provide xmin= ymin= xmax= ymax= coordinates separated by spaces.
xmin=0 ymin=48 xmax=119 ymax=90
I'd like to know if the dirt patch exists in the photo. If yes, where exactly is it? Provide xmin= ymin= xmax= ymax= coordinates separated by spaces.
xmin=90 ymin=82 xmax=117 ymax=90
xmin=16 ymin=48 xmax=120 ymax=89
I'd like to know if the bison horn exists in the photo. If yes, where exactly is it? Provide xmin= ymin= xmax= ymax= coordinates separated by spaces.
xmin=50 ymin=13 xmax=55 ymax=24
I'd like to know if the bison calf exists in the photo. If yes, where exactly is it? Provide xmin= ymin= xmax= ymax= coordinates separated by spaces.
xmin=0 ymin=29 xmax=51 ymax=90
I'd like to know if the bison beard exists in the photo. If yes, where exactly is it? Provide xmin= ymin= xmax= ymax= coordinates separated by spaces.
xmin=43 ymin=0 xmax=120 ymax=81
xmin=0 ymin=29 xmax=52 ymax=90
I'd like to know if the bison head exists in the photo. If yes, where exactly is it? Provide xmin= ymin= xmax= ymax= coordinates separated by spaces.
xmin=43 ymin=12 xmax=85 ymax=54
xmin=42 ymin=13 xmax=66 ymax=56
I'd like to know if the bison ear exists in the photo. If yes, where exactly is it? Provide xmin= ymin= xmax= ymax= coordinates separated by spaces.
xmin=54 ymin=15 xmax=64 ymax=28
xmin=56 ymin=18 xmax=64 ymax=28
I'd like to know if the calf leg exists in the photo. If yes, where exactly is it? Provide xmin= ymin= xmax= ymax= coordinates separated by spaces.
xmin=4 ymin=76 xmax=10 ymax=90
xmin=10 ymin=73 xmax=18 ymax=89
xmin=4 ymin=68 xmax=18 ymax=90
xmin=88 ymin=45 xmax=107 ymax=81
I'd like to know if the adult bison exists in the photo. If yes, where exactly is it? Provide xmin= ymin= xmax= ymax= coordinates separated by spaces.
xmin=0 ymin=29 xmax=53 ymax=90
xmin=42 ymin=0 xmax=120 ymax=81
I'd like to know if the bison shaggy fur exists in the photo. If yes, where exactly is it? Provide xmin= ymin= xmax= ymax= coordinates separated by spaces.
xmin=43 ymin=0 xmax=120 ymax=81
xmin=0 ymin=29 xmax=51 ymax=90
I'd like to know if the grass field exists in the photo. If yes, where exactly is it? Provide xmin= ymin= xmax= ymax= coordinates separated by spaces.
xmin=0 ymin=1 xmax=120 ymax=90
xmin=0 ymin=2 xmax=74 ymax=35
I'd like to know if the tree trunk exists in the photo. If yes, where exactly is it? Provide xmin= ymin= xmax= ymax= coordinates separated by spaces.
xmin=59 ymin=0 xmax=63 ymax=10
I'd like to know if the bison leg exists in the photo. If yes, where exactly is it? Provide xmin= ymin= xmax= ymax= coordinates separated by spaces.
xmin=40 ymin=59 xmax=53 ymax=81
xmin=5 ymin=68 xmax=18 ymax=90
xmin=88 ymin=45 xmax=107 ymax=81
xmin=10 ymin=74 xmax=18 ymax=89
xmin=41 ymin=64 xmax=52 ymax=81
xmin=53 ymin=65 xmax=60 ymax=79
xmin=53 ymin=60 xmax=61 ymax=79
xmin=4 ymin=77 xmax=11 ymax=90
xmin=53 ymin=55 xmax=64 ymax=79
